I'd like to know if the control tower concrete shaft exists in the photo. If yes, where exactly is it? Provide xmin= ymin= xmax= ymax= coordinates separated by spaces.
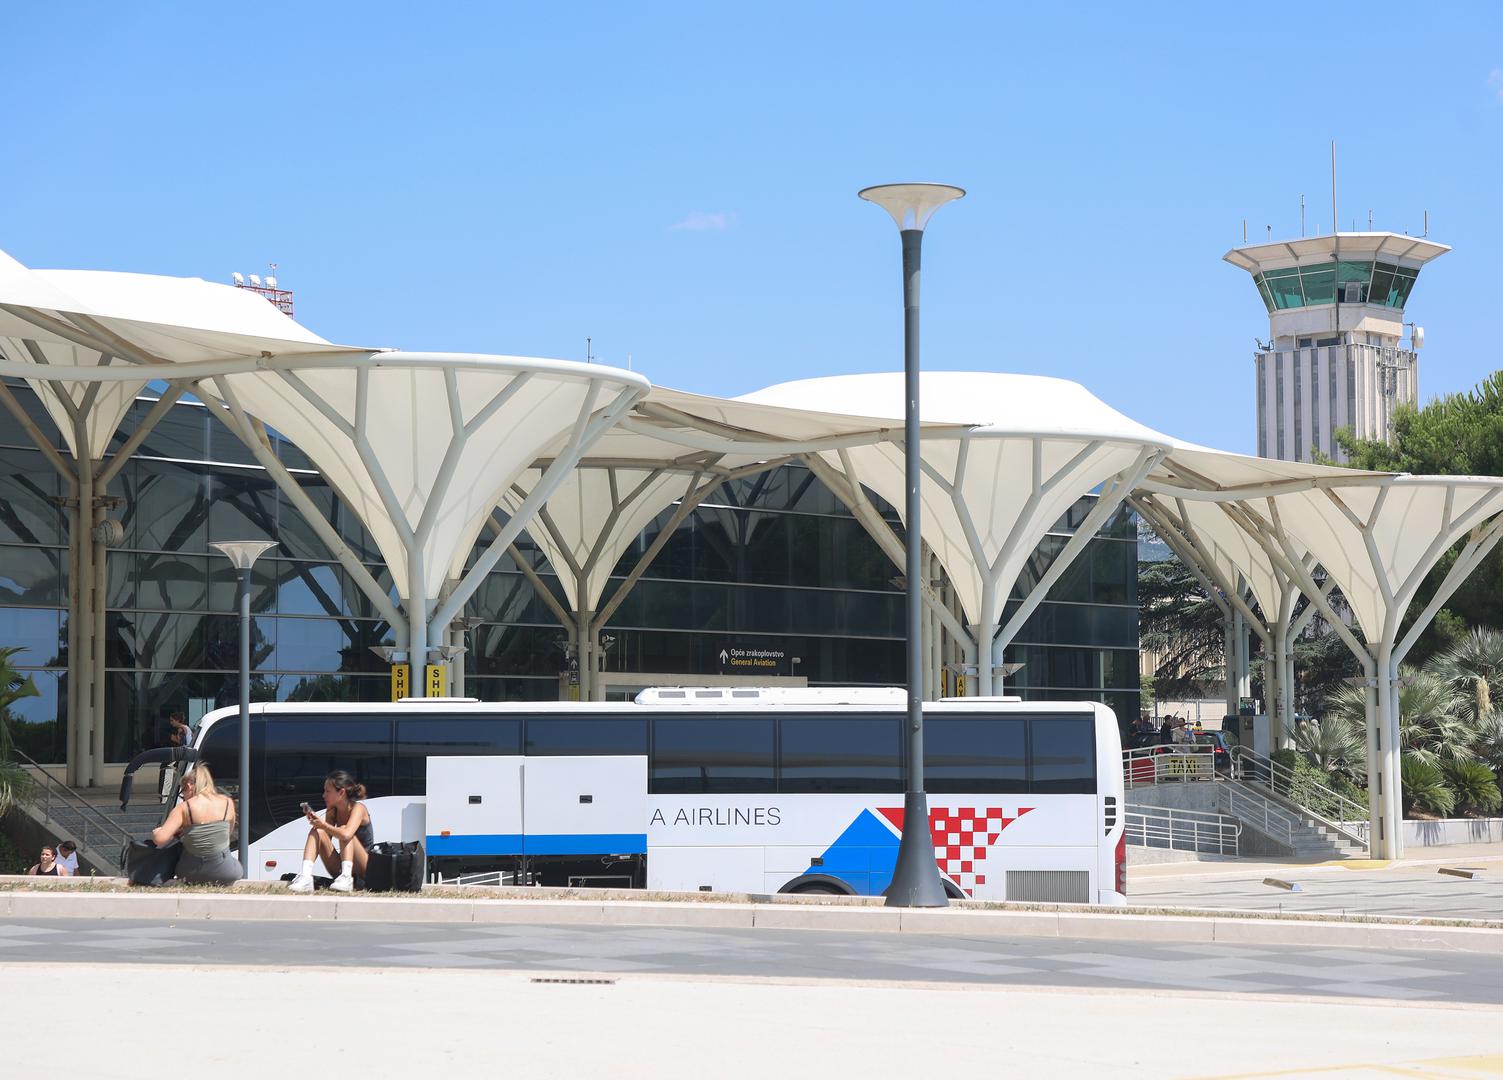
xmin=1224 ymin=232 xmax=1448 ymax=463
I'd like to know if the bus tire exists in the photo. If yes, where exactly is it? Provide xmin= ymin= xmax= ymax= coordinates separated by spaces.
xmin=779 ymin=874 xmax=853 ymax=896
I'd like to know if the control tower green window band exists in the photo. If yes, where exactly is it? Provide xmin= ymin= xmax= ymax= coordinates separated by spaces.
xmin=1250 ymin=260 xmax=1421 ymax=313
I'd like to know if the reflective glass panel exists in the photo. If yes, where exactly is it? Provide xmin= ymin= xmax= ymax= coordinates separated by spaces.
xmin=1298 ymin=267 xmax=1335 ymax=306
xmin=925 ymin=715 xmax=1026 ymax=793
xmin=651 ymin=715 xmax=775 ymax=793
xmin=778 ymin=713 xmax=901 ymax=793
xmin=1029 ymin=715 xmax=1097 ymax=793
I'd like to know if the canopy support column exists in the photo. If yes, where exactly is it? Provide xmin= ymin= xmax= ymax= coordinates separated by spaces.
xmin=202 ymin=379 xmax=408 ymax=642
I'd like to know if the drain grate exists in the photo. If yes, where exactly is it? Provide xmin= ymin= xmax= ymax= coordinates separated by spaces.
xmin=530 ymin=977 xmax=617 ymax=985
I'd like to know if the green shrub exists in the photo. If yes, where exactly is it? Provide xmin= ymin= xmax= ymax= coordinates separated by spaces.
xmin=1444 ymin=759 xmax=1502 ymax=814
xmin=0 ymin=829 xmax=26 ymax=874
xmin=1401 ymin=756 xmax=1458 ymax=817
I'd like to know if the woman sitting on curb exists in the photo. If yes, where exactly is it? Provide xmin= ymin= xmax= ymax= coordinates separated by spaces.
xmin=287 ymin=770 xmax=372 ymax=894
xmin=150 ymin=762 xmax=244 ymax=885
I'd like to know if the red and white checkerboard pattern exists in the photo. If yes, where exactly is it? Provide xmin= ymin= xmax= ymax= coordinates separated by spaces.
xmin=927 ymin=806 xmax=1032 ymax=897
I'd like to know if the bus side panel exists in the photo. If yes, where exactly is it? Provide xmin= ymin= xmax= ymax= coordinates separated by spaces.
xmin=427 ymin=757 xmax=523 ymax=856
xmin=647 ymin=795 xmax=877 ymax=894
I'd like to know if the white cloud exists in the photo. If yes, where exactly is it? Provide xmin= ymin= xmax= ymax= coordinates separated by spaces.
xmin=1490 ymin=68 xmax=1503 ymax=101
xmin=670 ymin=211 xmax=735 ymax=232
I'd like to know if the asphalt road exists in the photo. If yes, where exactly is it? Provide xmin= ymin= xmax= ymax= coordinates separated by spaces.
xmin=4 ymin=916 xmax=1501 ymax=1004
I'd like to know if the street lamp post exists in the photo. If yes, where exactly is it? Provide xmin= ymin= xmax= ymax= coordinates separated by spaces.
xmin=860 ymin=182 xmax=964 ymax=908
xmin=211 ymin=540 xmax=277 ymax=876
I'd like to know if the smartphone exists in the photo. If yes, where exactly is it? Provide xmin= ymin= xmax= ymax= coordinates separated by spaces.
xmin=300 ymin=801 xmax=312 ymax=814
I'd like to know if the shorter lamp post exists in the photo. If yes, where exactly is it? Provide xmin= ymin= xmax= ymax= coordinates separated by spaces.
xmin=211 ymin=540 xmax=277 ymax=876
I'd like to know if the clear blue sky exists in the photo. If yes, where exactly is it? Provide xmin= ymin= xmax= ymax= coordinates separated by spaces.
xmin=5 ymin=4 xmax=1502 ymax=452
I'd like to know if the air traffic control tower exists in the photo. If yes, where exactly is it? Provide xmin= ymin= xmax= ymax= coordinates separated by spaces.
xmin=1224 ymin=233 xmax=1448 ymax=463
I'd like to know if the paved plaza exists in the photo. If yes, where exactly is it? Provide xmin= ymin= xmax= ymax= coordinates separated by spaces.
xmin=1129 ymin=849 xmax=1503 ymax=921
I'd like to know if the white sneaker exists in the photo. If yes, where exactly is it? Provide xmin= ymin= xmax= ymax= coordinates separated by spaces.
xmin=331 ymin=872 xmax=354 ymax=893
xmin=287 ymin=873 xmax=314 ymax=894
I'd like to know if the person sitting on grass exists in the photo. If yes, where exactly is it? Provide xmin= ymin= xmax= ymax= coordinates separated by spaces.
xmin=286 ymin=770 xmax=372 ymax=894
xmin=150 ymin=762 xmax=243 ymax=885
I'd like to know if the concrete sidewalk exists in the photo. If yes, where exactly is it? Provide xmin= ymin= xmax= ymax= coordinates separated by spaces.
xmin=7 ymin=962 xmax=1502 ymax=1079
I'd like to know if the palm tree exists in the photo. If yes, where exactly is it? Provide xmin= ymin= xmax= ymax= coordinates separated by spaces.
xmin=1324 ymin=666 xmax=1474 ymax=776
xmin=0 ymin=646 xmax=41 ymax=815
xmin=1292 ymin=718 xmax=1365 ymax=776
xmin=1435 ymin=628 xmax=1503 ymax=722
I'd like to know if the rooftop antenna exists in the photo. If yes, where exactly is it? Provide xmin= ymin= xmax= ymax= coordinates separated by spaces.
xmin=1330 ymin=140 xmax=1338 ymax=236
xmin=1266 ymin=225 xmax=1272 ymax=240
xmin=1242 ymin=219 xmax=1247 ymax=243
xmin=1424 ymin=210 xmax=1429 ymax=238
xmin=1368 ymin=210 xmax=1373 ymax=230
xmin=586 ymin=336 xmax=594 ymax=364
xmin=627 ymin=352 xmax=633 ymax=371
xmin=1300 ymin=194 xmax=1306 ymax=237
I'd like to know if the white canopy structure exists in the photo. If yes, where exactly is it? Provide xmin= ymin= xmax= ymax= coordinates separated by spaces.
xmin=0 ymin=250 xmax=647 ymax=781
xmin=494 ymin=386 xmax=973 ymax=698
xmin=7 ymin=246 xmax=1503 ymax=858
xmin=744 ymin=373 xmax=1173 ymax=695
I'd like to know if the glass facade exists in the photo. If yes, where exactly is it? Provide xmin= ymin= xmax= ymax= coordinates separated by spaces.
xmin=1251 ymin=261 xmax=1419 ymax=313
xmin=0 ymin=382 xmax=1141 ymax=763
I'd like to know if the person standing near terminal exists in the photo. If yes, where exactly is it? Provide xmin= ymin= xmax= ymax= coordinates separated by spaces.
xmin=286 ymin=770 xmax=373 ymax=894
xmin=55 ymin=840 xmax=79 ymax=875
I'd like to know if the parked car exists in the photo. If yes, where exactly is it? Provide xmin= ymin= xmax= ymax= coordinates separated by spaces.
xmin=1189 ymin=730 xmax=1233 ymax=774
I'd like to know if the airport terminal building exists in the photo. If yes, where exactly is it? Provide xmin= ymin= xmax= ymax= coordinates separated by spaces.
xmin=0 ymin=378 xmax=1141 ymax=766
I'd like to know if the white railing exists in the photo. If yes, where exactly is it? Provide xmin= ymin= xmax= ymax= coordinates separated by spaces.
xmin=1231 ymin=746 xmax=1370 ymax=851
xmin=1122 ymin=746 xmax=1217 ymax=787
xmin=1126 ymin=805 xmax=1241 ymax=856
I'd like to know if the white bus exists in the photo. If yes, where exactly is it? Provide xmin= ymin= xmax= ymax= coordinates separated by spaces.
xmin=185 ymin=687 xmax=1126 ymax=904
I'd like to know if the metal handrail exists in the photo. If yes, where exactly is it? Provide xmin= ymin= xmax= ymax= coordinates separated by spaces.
xmin=1125 ymin=805 xmax=1241 ymax=856
xmin=1217 ymin=781 xmax=1302 ymax=852
xmin=1230 ymin=746 xmax=1370 ymax=850
xmin=1122 ymin=746 xmax=1217 ymax=787
xmin=14 ymin=748 xmax=133 ymax=863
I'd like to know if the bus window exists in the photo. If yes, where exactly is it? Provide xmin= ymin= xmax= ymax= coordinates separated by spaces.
xmin=393 ymin=717 xmax=522 ymax=795
xmin=651 ymin=715 xmax=775 ymax=794
xmin=263 ymin=718 xmax=393 ymax=827
xmin=926 ymin=716 xmax=1026 ymax=793
xmin=525 ymin=715 xmax=647 ymax=757
xmin=778 ymin=713 xmax=902 ymax=793
xmin=197 ymin=717 xmax=273 ymax=842
xmin=1029 ymin=715 xmax=1096 ymax=793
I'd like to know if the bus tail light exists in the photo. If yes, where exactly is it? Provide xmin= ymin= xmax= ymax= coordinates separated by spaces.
xmin=1114 ymin=832 xmax=1127 ymax=896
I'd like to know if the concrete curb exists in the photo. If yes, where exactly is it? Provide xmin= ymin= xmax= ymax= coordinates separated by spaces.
xmin=6 ymin=889 xmax=1503 ymax=954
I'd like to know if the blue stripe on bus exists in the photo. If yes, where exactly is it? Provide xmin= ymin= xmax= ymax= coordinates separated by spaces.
xmin=525 ymin=833 xmax=647 ymax=856
xmin=426 ymin=833 xmax=524 ymax=856
xmin=424 ymin=833 xmax=648 ymax=857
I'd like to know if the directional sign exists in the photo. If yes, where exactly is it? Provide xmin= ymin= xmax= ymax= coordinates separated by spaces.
xmin=425 ymin=664 xmax=446 ymax=698
xmin=390 ymin=664 xmax=411 ymax=702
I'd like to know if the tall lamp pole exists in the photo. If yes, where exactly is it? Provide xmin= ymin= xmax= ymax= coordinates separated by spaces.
xmin=859 ymin=182 xmax=964 ymax=908
xmin=211 ymin=540 xmax=277 ymax=876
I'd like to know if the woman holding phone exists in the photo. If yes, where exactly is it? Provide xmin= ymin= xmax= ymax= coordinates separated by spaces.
xmin=286 ymin=770 xmax=373 ymax=893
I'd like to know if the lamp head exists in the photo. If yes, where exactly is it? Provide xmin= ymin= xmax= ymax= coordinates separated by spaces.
xmin=858 ymin=183 xmax=965 ymax=231
xmin=210 ymin=540 xmax=278 ymax=570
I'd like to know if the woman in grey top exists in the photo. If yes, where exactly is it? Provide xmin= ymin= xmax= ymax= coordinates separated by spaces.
xmin=152 ymin=763 xmax=243 ymax=885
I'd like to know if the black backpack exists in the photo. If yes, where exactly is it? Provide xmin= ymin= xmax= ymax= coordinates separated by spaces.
xmin=364 ymin=841 xmax=425 ymax=892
